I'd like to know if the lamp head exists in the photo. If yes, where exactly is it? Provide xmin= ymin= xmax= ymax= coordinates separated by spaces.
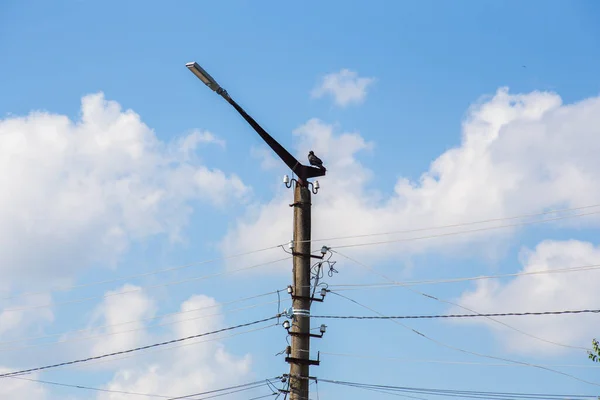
xmin=185 ymin=62 xmax=222 ymax=93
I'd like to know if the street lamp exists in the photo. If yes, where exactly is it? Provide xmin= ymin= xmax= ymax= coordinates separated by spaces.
xmin=186 ymin=61 xmax=326 ymax=400
xmin=185 ymin=62 xmax=227 ymax=96
xmin=185 ymin=61 xmax=325 ymax=184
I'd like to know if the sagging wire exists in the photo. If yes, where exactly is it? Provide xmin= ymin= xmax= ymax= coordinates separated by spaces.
xmin=310 ymin=248 xmax=337 ymax=306
xmin=276 ymin=289 xmax=282 ymax=325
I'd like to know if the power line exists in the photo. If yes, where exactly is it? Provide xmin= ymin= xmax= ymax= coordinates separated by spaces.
xmin=328 ymin=291 xmax=600 ymax=387
xmin=6 ymin=204 xmax=596 ymax=306
xmin=312 ymin=308 xmax=600 ymax=320
xmin=243 ymin=395 xmax=279 ymax=400
xmin=166 ymin=379 xmax=278 ymax=400
xmin=0 ymin=289 xmax=284 ymax=348
xmin=2 ymin=244 xmax=283 ymax=301
xmin=319 ymin=378 xmax=599 ymax=400
xmin=60 ymin=324 xmax=277 ymax=372
xmin=9 ymin=375 xmax=172 ymax=398
xmin=307 ymin=203 xmax=600 ymax=244
xmin=5 ymin=203 xmax=598 ymax=303
xmin=333 ymin=250 xmax=590 ymax=351
xmin=320 ymin=351 xmax=600 ymax=368
xmin=1 ymin=256 xmax=290 ymax=313
xmin=10 ymin=375 xmax=279 ymax=399
xmin=331 ymin=210 xmax=600 ymax=250
xmin=327 ymin=262 xmax=600 ymax=290
xmin=1 ymin=297 xmax=288 ymax=353
xmin=0 ymin=315 xmax=278 ymax=378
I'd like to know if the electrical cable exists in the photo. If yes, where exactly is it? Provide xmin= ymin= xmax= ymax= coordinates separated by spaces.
xmin=1 ymin=297 xmax=289 ymax=353
xmin=306 ymin=203 xmax=600 ymax=244
xmin=330 ymin=210 xmax=600 ymax=250
xmin=167 ymin=378 xmax=278 ymax=400
xmin=8 ymin=375 xmax=170 ymax=398
xmin=62 ymin=323 xmax=278 ymax=371
xmin=319 ymin=378 xmax=599 ymax=399
xmin=2 ymin=244 xmax=283 ymax=301
xmin=1 ymin=256 xmax=290 ymax=313
xmin=5 ymin=203 xmax=599 ymax=304
xmin=333 ymin=250 xmax=591 ymax=351
xmin=8 ymin=375 xmax=279 ymax=399
xmin=327 ymin=262 xmax=600 ymax=290
xmin=0 ymin=289 xmax=285 ymax=348
xmin=175 ymin=386 xmax=273 ymax=400
xmin=312 ymin=308 xmax=600 ymax=320
xmin=320 ymin=351 xmax=600 ymax=368
xmin=0 ymin=315 xmax=278 ymax=378
xmin=328 ymin=291 xmax=600 ymax=388
xmin=242 ymin=395 xmax=279 ymax=400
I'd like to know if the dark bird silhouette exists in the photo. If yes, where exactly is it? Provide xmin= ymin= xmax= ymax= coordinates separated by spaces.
xmin=308 ymin=150 xmax=325 ymax=170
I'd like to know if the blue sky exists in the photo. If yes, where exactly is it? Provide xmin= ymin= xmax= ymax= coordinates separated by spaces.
xmin=2 ymin=1 xmax=600 ymax=399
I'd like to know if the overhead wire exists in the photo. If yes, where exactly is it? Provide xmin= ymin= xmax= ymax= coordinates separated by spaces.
xmin=166 ymin=378 xmax=279 ymax=400
xmin=306 ymin=203 xmax=600 ymax=244
xmin=8 ymin=203 xmax=592 ymax=303
xmin=319 ymin=378 xmax=599 ymax=400
xmin=60 ymin=323 xmax=278 ymax=372
xmin=10 ymin=375 xmax=280 ymax=399
xmin=0 ymin=256 xmax=290 ymax=313
xmin=328 ymin=290 xmax=600 ymax=387
xmin=5 ymin=204 xmax=597 ymax=315
xmin=330 ymin=209 xmax=600 ymax=250
xmin=312 ymin=308 xmax=600 ymax=320
xmin=2 ymin=244 xmax=284 ymax=301
xmin=333 ymin=250 xmax=591 ymax=351
xmin=0 ymin=315 xmax=279 ymax=378
xmin=1 ymin=297 xmax=290 ymax=353
xmin=320 ymin=351 xmax=600 ymax=369
xmin=0 ymin=289 xmax=285 ymax=348
xmin=327 ymin=262 xmax=600 ymax=290
xmin=9 ymin=375 xmax=175 ymax=398
xmin=4 ymin=203 xmax=598 ymax=310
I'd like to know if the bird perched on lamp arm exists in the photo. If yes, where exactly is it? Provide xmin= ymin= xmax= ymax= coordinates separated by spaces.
xmin=308 ymin=151 xmax=326 ymax=171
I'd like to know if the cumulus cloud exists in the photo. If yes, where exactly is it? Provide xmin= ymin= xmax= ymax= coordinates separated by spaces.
xmin=0 ymin=293 xmax=54 ymax=342
xmin=84 ymin=284 xmax=157 ymax=357
xmin=250 ymin=145 xmax=280 ymax=170
xmin=95 ymin=293 xmax=252 ymax=400
xmin=0 ymin=369 xmax=47 ymax=399
xmin=176 ymin=130 xmax=225 ymax=158
xmin=222 ymin=88 xmax=600 ymax=269
xmin=0 ymin=93 xmax=249 ymax=291
xmin=311 ymin=69 xmax=375 ymax=107
xmin=456 ymin=239 xmax=600 ymax=355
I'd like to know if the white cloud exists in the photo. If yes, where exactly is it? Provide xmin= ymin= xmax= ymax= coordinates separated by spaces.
xmin=0 ymin=370 xmax=47 ymax=399
xmin=0 ymin=93 xmax=249 ymax=291
xmin=85 ymin=284 xmax=156 ymax=357
xmin=250 ymin=145 xmax=280 ymax=170
xmin=222 ymin=88 xmax=600 ymax=269
xmin=456 ymin=239 xmax=600 ymax=355
xmin=311 ymin=69 xmax=375 ymax=107
xmin=0 ymin=293 xmax=54 ymax=342
xmin=177 ymin=130 xmax=226 ymax=157
xmin=96 ymin=293 xmax=252 ymax=400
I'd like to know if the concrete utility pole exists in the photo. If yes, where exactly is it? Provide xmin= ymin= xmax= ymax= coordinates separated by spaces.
xmin=185 ymin=61 xmax=326 ymax=400
xmin=289 ymin=183 xmax=312 ymax=400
